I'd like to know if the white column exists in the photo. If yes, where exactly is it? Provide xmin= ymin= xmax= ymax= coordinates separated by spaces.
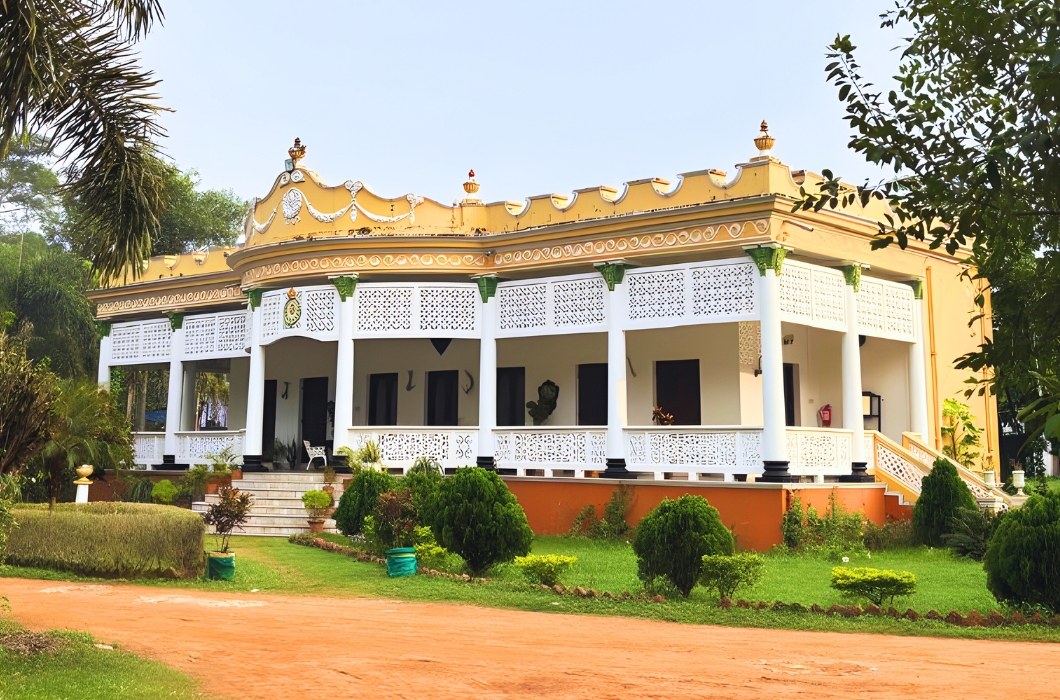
xmin=747 ymin=245 xmax=792 ymax=482
xmin=477 ymin=290 xmax=498 ymax=468
xmin=96 ymin=331 xmax=112 ymax=390
xmin=163 ymin=322 xmax=185 ymax=460
xmin=332 ymin=281 xmax=356 ymax=452
xmin=243 ymin=300 xmax=266 ymax=467
xmin=908 ymin=281 xmax=930 ymax=440
xmin=596 ymin=262 xmax=630 ymax=478
xmin=841 ymin=267 xmax=869 ymax=480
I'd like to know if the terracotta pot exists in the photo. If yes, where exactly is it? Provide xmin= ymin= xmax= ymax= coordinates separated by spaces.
xmin=307 ymin=518 xmax=325 ymax=533
xmin=231 ymin=469 xmax=243 ymax=481
xmin=205 ymin=482 xmax=219 ymax=495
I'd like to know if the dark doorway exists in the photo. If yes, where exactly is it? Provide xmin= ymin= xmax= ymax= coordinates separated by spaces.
xmin=783 ymin=363 xmax=798 ymax=426
xmin=497 ymin=367 xmax=526 ymax=426
xmin=577 ymin=363 xmax=608 ymax=425
xmin=427 ymin=370 xmax=459 ymax=426
xmin=300 ymin=377 xmax=329 ymax=462
xmin=655 ymin=359 xmax=701 ymax=425
xmin=368 ymin=373 xmax=398 ymax=426
xmin=262 ymin=379 xmax=277 ymax=460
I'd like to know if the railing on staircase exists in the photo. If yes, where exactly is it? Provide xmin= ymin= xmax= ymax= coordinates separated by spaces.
xmin=864 ymin=430 xmax=1013 ymax=510
xmin=902 ymin=432 xmax=1012 ymax=510
xmin=865 ymin=431 xmax=924 ymax=506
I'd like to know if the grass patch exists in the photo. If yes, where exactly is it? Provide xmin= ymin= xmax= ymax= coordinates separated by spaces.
xmin=0 ymin=619 xmax=210 ymax=699
xmin=4 ymin=535 xmax=1056 ymax=642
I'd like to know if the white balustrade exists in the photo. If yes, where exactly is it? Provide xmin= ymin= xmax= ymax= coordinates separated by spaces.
xmin=347 ymin=427 xmax=478 ymax=472
xmin=354 ymin=283 xmax=480 ymax=339
xmin=493 ymin=427 xmax=607 ymax=476
xmin=176 ymin=430 xmax=245 ymax=465
xmin=131 ymin=432 xmax=165 ymax=468
xmin=784 ymin=427 xmax=854 ymax=476
xmin=624 ymin=426 xmax=763 ymax=479
xmin=260 ymin=285 xmax=340 ymax=345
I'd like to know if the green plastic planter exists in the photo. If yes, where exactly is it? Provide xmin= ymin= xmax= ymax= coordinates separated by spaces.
xmin=385 ymin=547 xmax=417 ymax=577
xmin=207 ymin=552 xmax=235 ymax=581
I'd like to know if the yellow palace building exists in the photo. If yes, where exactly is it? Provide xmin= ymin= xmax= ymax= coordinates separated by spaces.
xmin=90 ymin=124 xmax=1012 ymax=527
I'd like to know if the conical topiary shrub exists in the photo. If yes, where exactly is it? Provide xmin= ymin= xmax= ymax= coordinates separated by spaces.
xmin=912 ymin=457 xmax=977 ymax=546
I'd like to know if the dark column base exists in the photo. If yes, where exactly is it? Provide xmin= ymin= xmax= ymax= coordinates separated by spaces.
xmin=840 ymin=461 xmax=875 ymax=483
xmin=476 ymin=455 xmax=496 ymax=471
xmin=329 ymin=454 xmax=353 ymax=474
xmin=241 ymin=454 xmax=267 ymax=472
xmin=161 ymin=455 xmax=189 ymax=471
xmin=758 ymin=460 xmax=798 ymax=483
xmin=600 ymin=458 xmax=631 ymax=479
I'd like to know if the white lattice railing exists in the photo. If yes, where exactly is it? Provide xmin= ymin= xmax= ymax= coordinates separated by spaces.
xmin=625 ymin=426 xmax=763 ymax=479
xmin=785 ymin=427 xmax=854 ymax=476
xmin=176 ymin=430 xmax=245 ymax=466
xmin=623 ymin=260 xmax=759 ymax=332
xmin=354 ymin=283 xmax=480 ymax=339
xmin=867 ymin=431 xmax=927 ymax=504
xmin=497 ymin=273 xmax=609 ymax=338
xmin=260 ymin=285 xmax=340 ymax=345
xmin=347 ymin=427 xmax=477 ymax=472
xmin=494 ymin=428 xmax=607 ymax=476
xmin=131 ymin=431 xmax=165 ymax=468
xmin=110 ymin=319 xmax=172 ymax=365
xmin=182 ymin=309 xmax=249 ymax=360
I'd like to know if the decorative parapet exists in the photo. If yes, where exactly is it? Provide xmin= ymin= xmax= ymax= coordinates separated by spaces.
xmin=93 ymin=282 xmax=244 ymax=319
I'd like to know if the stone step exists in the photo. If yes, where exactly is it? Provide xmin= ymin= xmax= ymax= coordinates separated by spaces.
xmin=230 ymin=525 xmax=339 ymax=537
xmin=237 ymin=472 xmax=339 ymax=482
xmin=207 ymin=513 xmax=337 ymax=528
xmin=211 ymin=488 xmax=335 ymax=500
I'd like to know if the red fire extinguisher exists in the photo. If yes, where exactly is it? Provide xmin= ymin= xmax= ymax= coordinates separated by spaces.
xmin=818 ymin=404 xmax=832 ymax=428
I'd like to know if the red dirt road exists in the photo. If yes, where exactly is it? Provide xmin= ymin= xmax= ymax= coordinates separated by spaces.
xmin=5 ymin=578 xmax=1058 ymax=699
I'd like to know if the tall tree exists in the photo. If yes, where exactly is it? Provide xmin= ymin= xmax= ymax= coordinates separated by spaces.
xmin=0 ymin=325 xmax=56 ymax=477
xmin=0 ymin=0 xmax=167 ymax=281
xmin=795 ymin=1 xmax=1060 ymax=460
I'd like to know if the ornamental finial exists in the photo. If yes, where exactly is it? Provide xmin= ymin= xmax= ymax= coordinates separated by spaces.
xmin=462 ymin=169 xmax=481 ymax=203
xmin=753 ymin=120 xmax=775 ymax=155
xmin=289 ymin=138 xmax=306 ymax=167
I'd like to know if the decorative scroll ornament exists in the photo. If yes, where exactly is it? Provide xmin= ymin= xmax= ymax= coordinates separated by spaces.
xmin=252 ymin=206 xmax=277 ymax=233
xmin=282 ymin=189 xmax=303 ymax=224
xmin=269 ymin=183 xmax=425 ymax=230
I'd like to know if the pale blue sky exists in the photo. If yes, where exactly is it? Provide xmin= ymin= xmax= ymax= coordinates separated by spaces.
xmin=139 ymin=2 xmax=900 ymax=204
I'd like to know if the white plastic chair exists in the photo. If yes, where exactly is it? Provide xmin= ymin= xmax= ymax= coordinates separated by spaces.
xmin=303 ymin=441 xmax=328 ymax=471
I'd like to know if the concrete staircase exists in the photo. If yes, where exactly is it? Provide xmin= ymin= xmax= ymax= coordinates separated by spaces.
xmin=192 ymin=471 xmax=345 ymax=537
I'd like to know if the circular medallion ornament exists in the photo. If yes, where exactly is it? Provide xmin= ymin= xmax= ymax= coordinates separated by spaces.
xmin=283 ymin=288 xmax=301 ymax=328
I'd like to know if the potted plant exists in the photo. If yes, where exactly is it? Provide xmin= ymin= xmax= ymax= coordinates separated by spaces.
xmin=202 ymin=485 xmax=253 ymax=580
xmin=322 ymin=466 xmax=336 ymax=504
xmin=302 ymin=490 xmax=332 ymax=533
xmin=203 ymin=447 xmax=239 ymax=494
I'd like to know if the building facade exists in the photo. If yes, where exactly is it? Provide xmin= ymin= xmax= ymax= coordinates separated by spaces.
xmin=90 ymin=129 xmax=1006 ymax=503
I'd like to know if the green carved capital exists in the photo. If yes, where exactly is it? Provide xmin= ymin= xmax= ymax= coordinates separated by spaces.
xmin=330 ymin=276 xmax=358 ymax=301
xmin=247 ymin=288 xmax=263 ymax=309
xmin=841 ymin=264 xmax=863 ymax=293
xmin=167 ymin=312 xmax=185 ymax=330
xmin=594 ymin=261 xmax=628 ymax=291
xmin=907 ymin=279 xmax=924 ymax=299
xmin=745 ymin=246 xmax=788 ymax=276
xmin=475 ymin=275 xmax=498 ymax=303
xmin=95 ymin=320 xmax=111 ymax=338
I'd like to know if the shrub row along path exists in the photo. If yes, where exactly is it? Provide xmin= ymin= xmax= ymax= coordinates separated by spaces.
xmin=6 ymin=577 xmax=1057 ymax=699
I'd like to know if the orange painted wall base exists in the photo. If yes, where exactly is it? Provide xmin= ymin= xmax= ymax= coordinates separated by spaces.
xmin=502 ymin=478 xmax=891 ymax=552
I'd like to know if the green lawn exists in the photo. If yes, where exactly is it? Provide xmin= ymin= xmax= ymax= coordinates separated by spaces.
xmin=0 ymin=620 xmax=211 ymax=700
xmin=4 ymin=534 xmax=1055 ymax=643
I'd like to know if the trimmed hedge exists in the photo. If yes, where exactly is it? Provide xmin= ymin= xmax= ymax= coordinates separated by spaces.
xmin=984 ymin=491 xmax=1060 ymax=613
xmin=912 ymin=457 xmax=977 ymax=546
xmin=4 ymin=503 xmax=205 ymax=579
xmin=633 ymin=495 xmax=734 ymax=597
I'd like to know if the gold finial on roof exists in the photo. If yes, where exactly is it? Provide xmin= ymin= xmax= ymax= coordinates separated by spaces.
xmin=287 ymin=287 xmax=297 ymax=298
xmin=753 ymin=120 xmax=775 ymax=155
xmin=462 ymin=169 xmax=481 ymax=204
xmin=289 ymin=138 xmax=306 ymax=167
